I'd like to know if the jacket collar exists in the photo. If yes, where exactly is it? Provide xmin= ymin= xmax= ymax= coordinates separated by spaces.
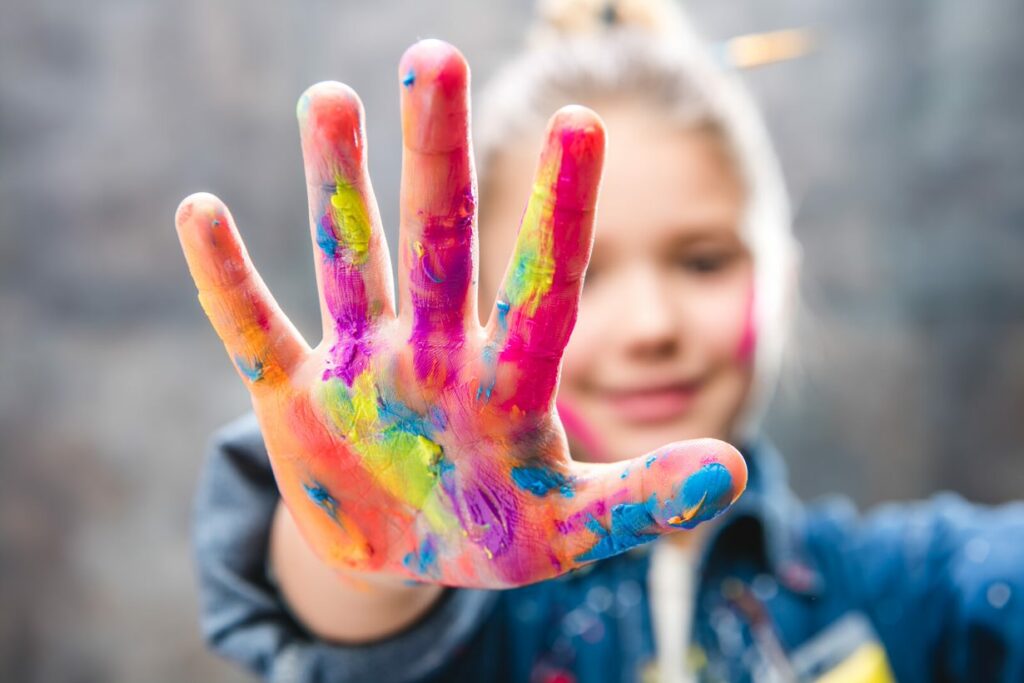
xmin=697 ymin=439 xmax=824 ymax=596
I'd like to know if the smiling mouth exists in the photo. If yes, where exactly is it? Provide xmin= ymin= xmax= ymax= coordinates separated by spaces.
xmin=597 ymin=380 xmax=701 ymax=424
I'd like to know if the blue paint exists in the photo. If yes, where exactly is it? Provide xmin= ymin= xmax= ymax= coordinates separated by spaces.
xmin=235 ymin=356 xmax=264 ymax=382
xmin=477 ymin=344 xmax=498 ymax=401
xmin=429 ymin=406 xmax=448 ymax=431
xmin=496 ymin=300 xmax=510 ymax=330
xmin=511 ymin=466 xmax=574 ymax=498
xmin=316 ymin=215 xmax=339 ymax=258
xmin=645 ymin=455 xmax=657 ymax=468
xmin=304 ymin=483 xmax=341 ymax=523
xmin=575 ymin=496 xmax=660 ymax=563
xmin=376 ymin=394 xmax=436 ymax=439
xmin=420 ymin=253 xmax=445 ymax=283
xmin=430 ymin=456 xmax=455 ymax=482
xmin=664 ymin=462 xmax=734 ymax=529
xmin=402 ymin=69 xmax=416 ymax=87
xmin=620 ymin=468 xmax=630 ymax=480
xmin=402 ymin=535 xmax=437 ymax=576
xmin=476 ymin=301 xmax=510 ymax=402
xmin=211 ymin=218 xmax=221 ymax=228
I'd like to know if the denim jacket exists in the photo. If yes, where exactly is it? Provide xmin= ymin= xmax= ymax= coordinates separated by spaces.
xmin=193 ymin=413 xmax=1024 ymax=682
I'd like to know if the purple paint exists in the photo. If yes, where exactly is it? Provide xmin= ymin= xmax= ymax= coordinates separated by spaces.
xmin=322 ymin=257 xmax=373 ymax=385
xmin=407 ymin=184 xmax=475 ymax=384
xmin=462 ymin=484 xmax=516 ymax=558
xmin=439 ymin=462 xmax=517 ymax=559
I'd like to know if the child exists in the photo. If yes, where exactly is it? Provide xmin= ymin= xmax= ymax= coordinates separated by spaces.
xmin=176 ymin=2 xmax=1024 ymax=681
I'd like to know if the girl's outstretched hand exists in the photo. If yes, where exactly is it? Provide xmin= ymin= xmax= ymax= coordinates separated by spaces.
xmin=175 ymin=40 xmax=747 ymax=589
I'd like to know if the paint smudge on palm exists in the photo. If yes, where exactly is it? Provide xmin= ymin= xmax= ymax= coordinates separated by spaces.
xmin=511 ymin=465 xmax=575 ymax=498
xmin=320 ymin=370 xmax=447 ymax=512
xmin=403 ymin=535 xmax=438 ymax=576
xmin=304 ymin=482 xmax=342 ymax=523
xmin=575 ymin=497 xmax=661 ymax=563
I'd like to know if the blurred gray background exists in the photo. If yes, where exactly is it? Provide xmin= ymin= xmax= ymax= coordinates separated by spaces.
xmin=1 ymin=0 xmax=1022 ymax=681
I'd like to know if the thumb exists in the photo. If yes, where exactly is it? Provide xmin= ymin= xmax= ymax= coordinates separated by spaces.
xmin=558 ymin=439 xmax=747 ymax=566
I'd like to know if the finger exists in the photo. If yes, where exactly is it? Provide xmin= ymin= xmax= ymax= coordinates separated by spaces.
xmin=175 ymin=192 xmax=308 ymax=387
xmin=555 ymin=439 xmax=747 ymax=566
xmin=488 ymin=106 xmax=605 ymax=412
xmin=298 ymin=82 xmax=395 ymax=355
xmin=397 ymin=40 xmax=477 ymax=377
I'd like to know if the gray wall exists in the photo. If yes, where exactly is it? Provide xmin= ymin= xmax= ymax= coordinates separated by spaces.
xmin=1 ymin=1 xmax=1021 ymax=681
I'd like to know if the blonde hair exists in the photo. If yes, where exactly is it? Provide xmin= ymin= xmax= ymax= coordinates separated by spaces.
xmin=474 ymin=0 xmax=800 ymax=439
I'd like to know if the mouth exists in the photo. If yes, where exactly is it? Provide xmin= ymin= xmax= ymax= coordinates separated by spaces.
xmin=595 ymin=379 xmax=702 ymax=424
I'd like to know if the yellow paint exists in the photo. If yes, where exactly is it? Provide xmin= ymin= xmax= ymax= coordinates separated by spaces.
xmin=329 ymin=173 xmax=372 ymax=265
xmin=668 ymin=492 xmax=707 ymax=526
xmin=815 ymin=643 xmax=896 ymax=683
xmin=504 ymin=151 xmax=560 ymax=315
xmin=319 ymin=371 xmax=456 ymax=533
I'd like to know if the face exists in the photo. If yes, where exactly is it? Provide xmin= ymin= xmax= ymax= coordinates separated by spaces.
xmin=480 ymin=104 xmax=755 ymax=462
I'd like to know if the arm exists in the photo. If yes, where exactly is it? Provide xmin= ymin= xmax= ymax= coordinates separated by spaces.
xmin=179 ymin=38 xmax=747 ymax=675
xmin=193 ymin=414 xmax=502 ymax=682
xmin=269 ymin=500 xmax=444 ymax=643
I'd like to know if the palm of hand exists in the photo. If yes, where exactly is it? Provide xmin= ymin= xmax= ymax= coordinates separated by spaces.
xmin=176 ymin=40 xmax=745 ymax=588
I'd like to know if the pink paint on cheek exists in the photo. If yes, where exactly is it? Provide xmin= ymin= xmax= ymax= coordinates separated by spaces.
xmin=556 ymin=398 xmax=610 ymax=462
xmin=736 ymin=283 xmax=757 ymax=364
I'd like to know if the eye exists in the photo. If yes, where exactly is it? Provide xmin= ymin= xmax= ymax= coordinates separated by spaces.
xmin=675 ymin=249 xmax=737 ymax=274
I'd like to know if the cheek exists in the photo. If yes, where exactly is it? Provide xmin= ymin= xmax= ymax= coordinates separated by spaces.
xmin=690 ymin=275 xmax=755 ymax=369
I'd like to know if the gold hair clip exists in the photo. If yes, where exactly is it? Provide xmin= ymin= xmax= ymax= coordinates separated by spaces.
xmin=716 ymin=28 xmax=815 ymax=69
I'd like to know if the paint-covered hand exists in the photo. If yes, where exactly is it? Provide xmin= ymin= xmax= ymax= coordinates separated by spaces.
xmin=174 ymin=40 xmax=746 ymax=589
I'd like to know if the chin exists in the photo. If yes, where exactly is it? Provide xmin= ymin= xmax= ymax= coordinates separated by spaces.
xmin=601 ymin=417 xmax=724 ymax=463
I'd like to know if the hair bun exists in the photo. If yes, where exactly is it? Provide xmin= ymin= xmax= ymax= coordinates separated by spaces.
xmin=529 ymin=0 xmax=695 ymax=46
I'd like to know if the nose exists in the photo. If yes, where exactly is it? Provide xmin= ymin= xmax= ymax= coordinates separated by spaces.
xmin=615 ymin=265 xmax=679 ymax=359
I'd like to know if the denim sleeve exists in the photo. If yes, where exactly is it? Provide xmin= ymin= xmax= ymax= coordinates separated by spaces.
xmin=191 ymin=413 xmax=501 ymax=683
xmin=805 ymin=493 xmax=1024 ymax=683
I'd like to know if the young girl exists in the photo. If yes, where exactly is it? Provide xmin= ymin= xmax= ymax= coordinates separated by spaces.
xmin=176 ymin=3 xmax=1024 ymax=682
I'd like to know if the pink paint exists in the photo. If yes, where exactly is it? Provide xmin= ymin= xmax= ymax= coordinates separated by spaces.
xmin=556 ymin=398 xmax=610 ymax=462
xmin=736 ymin=282 xmax=757 ymax=364
xmin=500 ymin=124 xmax=602 ymax=414
xmin=554 ymin=498 xmax=608 ymax=535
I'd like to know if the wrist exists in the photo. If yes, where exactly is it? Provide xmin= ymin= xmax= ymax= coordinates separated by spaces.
xmin=269 ymin=499 xmax=445 ymax=643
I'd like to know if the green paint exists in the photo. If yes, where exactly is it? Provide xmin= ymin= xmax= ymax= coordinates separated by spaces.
xmin=503 ymin=158 xmax=559 ymax=316
xmin=319 ymin=372 xmax=454 ymax=532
